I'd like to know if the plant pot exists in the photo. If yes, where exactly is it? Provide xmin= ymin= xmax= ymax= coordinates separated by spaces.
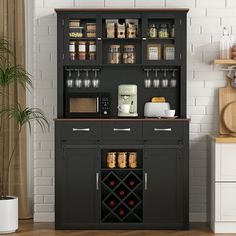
xmin=0 ymin=196 xmax=18 ymax=234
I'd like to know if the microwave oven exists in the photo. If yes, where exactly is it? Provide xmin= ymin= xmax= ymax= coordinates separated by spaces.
xmin=65 ymin=93 xmax=110 ymax=118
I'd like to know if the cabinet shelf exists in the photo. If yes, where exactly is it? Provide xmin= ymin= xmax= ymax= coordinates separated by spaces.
xmin=146 ymin=37 xmax=175 ymax=40
xmin=69 ymin=37 xmax=97 ymax=40
xmin=102 ymin=168 xmax=143 ymax=171
xmin=213 ymin=59 xmax=236 ymax=65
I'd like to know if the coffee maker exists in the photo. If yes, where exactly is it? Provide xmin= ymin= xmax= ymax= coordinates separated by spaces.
xmin=118 ymin=84 xmax=138 ymax=117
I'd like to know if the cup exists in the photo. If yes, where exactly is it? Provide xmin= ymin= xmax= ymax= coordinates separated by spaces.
xmin=164 ymin=109 xmax=175 ymax=117
xmin=118 ymin=104 xmax=130 ymax=114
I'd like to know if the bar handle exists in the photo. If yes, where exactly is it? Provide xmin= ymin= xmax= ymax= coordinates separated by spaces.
xmin=144 ymin=173 xmax=148 ymax=190
xmin=72 ymin=128 xmax=90 ymax=132
xmin=154 ymin=128 xmax=172 ymax=132
xmin=113 ymin=128 xmax=131 ymax=132
xmin=96 ymin=173 xmax=99 ymax=190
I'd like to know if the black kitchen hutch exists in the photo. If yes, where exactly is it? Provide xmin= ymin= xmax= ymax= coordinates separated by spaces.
xmin=55 ymin=8 xmax=189 ymax=230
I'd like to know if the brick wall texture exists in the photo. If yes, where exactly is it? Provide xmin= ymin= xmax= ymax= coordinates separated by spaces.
xmin=33 ymin=0 xmax=233 ymax=222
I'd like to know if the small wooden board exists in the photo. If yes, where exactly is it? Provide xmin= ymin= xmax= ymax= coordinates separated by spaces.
xmin=219 ymin=80 xmax=236 ymax=134
xmin=223 ymin=101 xmax=236 ymax=133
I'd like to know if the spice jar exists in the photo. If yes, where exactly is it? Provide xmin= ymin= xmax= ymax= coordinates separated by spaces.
xmin=69 ymin=41 xmax=76 ymax=60
xmin=158 ymin=24 xmax=169 ymax=38
xmin=108 ymin=45 xmax=121 ymax=64
xmin=123 ymin=45 xmax=136 ymax=64
xmin=148 ymin=24 xmax=157 ymax=38
xmin=78 ymin=41 xmax=87 ymax=60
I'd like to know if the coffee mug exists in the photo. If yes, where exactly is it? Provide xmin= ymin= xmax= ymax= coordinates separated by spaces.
xmin=118 ymin=104 xmax=130 ymax=114
xmin=164 ymin=109 xmax=175 ymax=117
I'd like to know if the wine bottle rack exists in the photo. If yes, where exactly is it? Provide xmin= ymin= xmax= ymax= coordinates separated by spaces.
xmin=101 ymin=169 xmax=143 ymax=223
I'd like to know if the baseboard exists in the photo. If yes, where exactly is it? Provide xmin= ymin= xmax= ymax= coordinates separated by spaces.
xmin=34 ymin=212 xmax=207 ymax=223
xmin=190 ymin=213 xmax=207 ymax=222
xmin=34 ymin=213 xmax=55 ymax=222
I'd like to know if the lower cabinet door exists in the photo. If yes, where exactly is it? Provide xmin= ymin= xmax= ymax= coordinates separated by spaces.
xmin=56 ymin=146 xmax=99 ymax=226
xmin=143 ymin=148 xmax=183 ymax=224
xmin=216 ymin=183 xmax=236 ymax=221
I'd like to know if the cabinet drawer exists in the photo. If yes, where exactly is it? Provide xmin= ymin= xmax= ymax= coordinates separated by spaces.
xmin=101 ymin=122 xmax=142 ymax=141
xmin=216 ymin=144 xmax=236 ymax=181
xmin=216 ymin=183 xmax=236 ymax=221
xmin=56 ymin=122 xmax=101 ymax=140
xmin=143 ymin=122 xmax=183 ymax=141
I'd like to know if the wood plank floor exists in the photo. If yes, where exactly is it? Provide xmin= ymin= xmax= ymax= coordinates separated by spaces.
xmin=9 ymin=220 xmax=236 ymax=236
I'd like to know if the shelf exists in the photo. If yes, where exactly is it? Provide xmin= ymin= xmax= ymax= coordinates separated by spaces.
xmin=69 ymin=37 xmax=97 ymax=40
xmin=102 ymin=64 xmax=142 ymax=67
xmin=213 ymin=59 xmax=236 ymax=65
xmin=102 ymin=38 xmax=142 ymax=40
xmin=147 ymin=37 xmax=175 ymax=40
xmin=102 ymin=168 xmax=143 ymax=171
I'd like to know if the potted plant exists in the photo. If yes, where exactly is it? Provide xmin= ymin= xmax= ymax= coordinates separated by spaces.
xmin=0 ymin=38 xmax=49 ymax=233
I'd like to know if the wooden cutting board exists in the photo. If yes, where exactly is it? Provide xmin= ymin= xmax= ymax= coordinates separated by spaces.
xmin=219 ymin=80 xmax=236 ymax=134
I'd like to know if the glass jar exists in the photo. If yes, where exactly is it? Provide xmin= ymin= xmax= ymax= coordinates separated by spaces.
xmin=69 ymin=41 xmax=76 ymax=60
xmin=69 ymin=25 xmax=84 ymax=38
xmin=158 ymin=24 xmax=169 ymax=38
xmin=78 ymin=41 xmax=87 ymax=60
xmin=88 ymin=52 xmax=96 ymax=60
xmin=108 ymin=45 xmax=121 ymax=64
xmin=88 ymin=41 xmax=96 ymax=52
xmin=123 ymin=45 xmax=136 ymax=64
xmin=86 ymin=23 xmax=96 ymax=38
xmin=149 ymin=24 xmax=157 ymax=38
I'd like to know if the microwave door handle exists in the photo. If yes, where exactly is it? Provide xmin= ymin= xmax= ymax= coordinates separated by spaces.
xmin=96 ymin=97 xmax=99 ymax=113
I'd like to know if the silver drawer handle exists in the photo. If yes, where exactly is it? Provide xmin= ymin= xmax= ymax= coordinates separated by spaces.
xmin=72 ymin=128 xmax=90 ymax=132
xmin=144 ymin=173 xmax=148 ymax=190
xmin=154 ymin=128 xmax=172 ymax=132
xmin=142 ymin=37 xmax=147 ymax=40
xmin=113 ymin=128 xmax=131 ymax=132
xmin=96 ymin=173 xmax=99 ymax=190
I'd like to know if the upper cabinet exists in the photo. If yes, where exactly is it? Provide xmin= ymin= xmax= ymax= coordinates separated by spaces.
xmin=56 ymin=10 xmax=187 ymax=67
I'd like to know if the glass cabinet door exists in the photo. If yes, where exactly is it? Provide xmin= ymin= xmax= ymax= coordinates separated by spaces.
xmin=142 ymin=13 xmax=182 ymax=66
xmin=62 ymin=13 xmax=102 ymax=66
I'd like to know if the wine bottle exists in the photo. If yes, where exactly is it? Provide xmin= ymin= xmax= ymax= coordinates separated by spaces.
xmin=128 ymin=199 xmax=135 ymax=206
xmin=129 ymin=180 xmax=135 ymax=187
xmin=119 ymin=209 xmax=125 ymax=216
xmin=119 ymin=190 xmax=125 ymax=196
xmin=109 ymin=180 xmax=116 ymax=187
xmin=109 ymin=200 xmax=115 ymax=207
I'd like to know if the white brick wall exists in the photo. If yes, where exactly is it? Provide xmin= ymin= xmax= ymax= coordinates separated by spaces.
xmin=32 ymin=0 xmax=232 ymax=222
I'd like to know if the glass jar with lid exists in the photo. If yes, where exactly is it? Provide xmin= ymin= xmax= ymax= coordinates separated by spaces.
xmin=108 ymin=45 xmax=121 ymax=64
xmin=88 ymin=41 xmax=96 ymax=60
xmin=158 ymin=24 xmax=169 ymax=38
xmin=78 ymin=41 xmax=87 ymax=60
xmin=69 ymin=41 xmax=76 ymax=60
xmin=123 ymin=45 xmax=136 ymax=64
xmin=148 ymin=24 xmax=158 ymax=38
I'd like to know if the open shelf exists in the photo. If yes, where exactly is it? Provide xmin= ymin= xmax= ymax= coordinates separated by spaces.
xmin=101 ymin=149 xmax=143 ymax=223
xmin=213 ymin=59 xmax=236 ymax=65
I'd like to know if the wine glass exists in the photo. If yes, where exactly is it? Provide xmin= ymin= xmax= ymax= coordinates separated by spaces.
xmin=75 ymin=69 xmax=82 ymax=88
xmin=153 ymin=69 xmax=160 ymax=88
xmin=92 ymin=69 xmax=100 ymax=88
xmin=84 ymin=69 xmax=91 ymax=88
xmin=161 ymin=69 xmax=168 ymax=88
xmin=144 ymin=69 xmax=151 ymax=88
xmin=170 ymin=69 xmax=177 ymax=88
xmin=66 ymin=69 xmax=74 ymax=88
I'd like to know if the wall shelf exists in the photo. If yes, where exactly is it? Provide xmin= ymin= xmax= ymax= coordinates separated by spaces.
xmin=213 ymin=59 xmax=236 ymax=65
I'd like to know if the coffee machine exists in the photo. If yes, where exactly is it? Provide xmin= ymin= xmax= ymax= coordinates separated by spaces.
xmin=118 ymin=84 xmax=138 ymax=117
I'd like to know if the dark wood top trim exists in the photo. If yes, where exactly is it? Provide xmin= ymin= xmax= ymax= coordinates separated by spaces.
xmin=55 ymin=8 xmax=189 ymax=13
xmin=54 ymin=118 xmax=190 ymax=122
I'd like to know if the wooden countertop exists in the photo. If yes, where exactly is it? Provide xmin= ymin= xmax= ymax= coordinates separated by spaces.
xmin=55 ymin=8 xmax=189 ymax=12
xmin=210 ymin=134 xmax=236 ymax=143
xmin=54 ymin=118 xmax=190 ymax=122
